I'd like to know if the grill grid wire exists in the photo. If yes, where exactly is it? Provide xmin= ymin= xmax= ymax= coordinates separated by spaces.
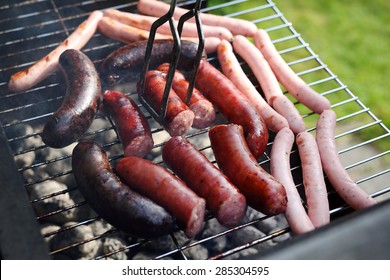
xmin=0 ymin=0 xmax=389 ymax=260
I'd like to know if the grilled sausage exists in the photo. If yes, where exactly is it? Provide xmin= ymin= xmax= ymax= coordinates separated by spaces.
xmin=209 ymin=124 xmax=287 ymax=215
xmin=98 ymin=16 xmax=221 ymax=54
xmin=270 ymin=127 xmax=315 ymax=234
xmin=254 ymin=29 xmax=331 ymax=114
xmin=157 ymin=63 xmax=216 ymax=129
xmin=104 ymin=9 xmax=233 ymax=41
xmin=232 ymin=35 xmax=306 ymax=134
xmin=217 ymin=39 xmax=289 ymax=133
xmin=316 ymin=109 xmax=377 ymax=209
xmin=116 ymin=156 xmax=206 ymax=238
xmin=137 ymin=0 xmax=257 ymax=37
xmin=41 ymin=49 xmax=101 ymax=148
xmin=138 ymin=70 xmax=194 ymax=136
xmin=296 ymin=131 xmax=330 ymax=227
xmin=100 ymin=39 xmax=206 ymax=85
xmin=8 ymin=10 xmax=103 ymax=92
xmin=71 ymin=140 xmax=176 ymax=238
xmin=103 ymin=90 xmax=154 ymax=158
xmin=162 ymin=136 xmax=247 ymax=227
xmin=196 ymin=60 xmax=269 ymax=158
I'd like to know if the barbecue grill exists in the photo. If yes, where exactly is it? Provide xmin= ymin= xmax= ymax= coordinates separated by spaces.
xmin=1 ymin=0 xmax=389 ymax=260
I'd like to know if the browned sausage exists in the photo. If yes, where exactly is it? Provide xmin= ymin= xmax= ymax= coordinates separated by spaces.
xmin=157 ymin=63 xmax=216 ymax=129
xmin=196 ymin=60 xmax=269 ymax=158
xmin=162 ymin=136 xmax=247 ymax=227
xmin=209 ymin=124 xmax=287 ymax=215
xmin=116 ymin=156 xmax=206 ymax=238
xmin=138 ymin=70 xmax=194 ymax=136
xmin=103 ymin=90 xmax=154 ymax=158
xmin=71 ymin=140 xmax=176 ymax=238
xmin=41 ymin=49 xmax=101 ymax=148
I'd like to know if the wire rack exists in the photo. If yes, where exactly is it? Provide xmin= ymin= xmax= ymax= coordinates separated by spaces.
xmin=0 ymin=0 xmax=389 ymax=260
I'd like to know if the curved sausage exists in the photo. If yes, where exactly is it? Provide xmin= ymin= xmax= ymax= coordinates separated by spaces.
xmin=41 ymin=49 xmax=101 ymax=148
xmin=209 ymin=124 xmax=287 ymax=215
xmin=217 ymin=39 xmax=289 ymax=133
xmin=138 ymin=70 xmax=194 ymax=136
xmin=232 ymin=35 xmax=306 ymax=134
xmin=157 ymin=63 xmax=216 ymax=129
xmin=116 ymin=156 xmax=206 ymax=238
xmin=196 ymin=60 xmax=269 ymax=158
xmin=100 ymin=39 xmax=207 ymax=85
xmin=71 ymin=140 xmax=176 ymax=238
xmin=316 ymin=109 xmax=376 ymax=209
xmin=137 ymin=0 xmax=258 ymax=37
xmin=270 ymin=127 xmax=315 ymax=234
xmin=8 ymin=10 xmax=103 ymax=92
xmin=296 ymin=131 xmax=330 ymax=227
xmin=103 ymin=9 xmax=233 ymax=41
xmin=253 ymin=29 xmax=331 ymax=114
xmin=103 ymin=90 xmax=154 ymax=158
xmin=162 ymin=136 xmax=247 ymax=227
xmin=98 ymin=16 xmax=221 ymax=54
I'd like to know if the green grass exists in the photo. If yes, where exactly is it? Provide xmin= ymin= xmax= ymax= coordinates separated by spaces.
xmin=208 ymin=0 xmax=390 ymax=151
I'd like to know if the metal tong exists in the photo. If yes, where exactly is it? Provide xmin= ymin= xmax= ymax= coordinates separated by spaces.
xmin=138 ymin=0 xmax=205 ymax=126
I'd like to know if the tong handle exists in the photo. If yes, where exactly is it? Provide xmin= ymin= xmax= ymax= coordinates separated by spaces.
xmin=139 ymin=0 xmax=204 ymax=126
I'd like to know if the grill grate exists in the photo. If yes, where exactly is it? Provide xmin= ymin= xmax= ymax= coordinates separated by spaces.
xmin=0 ymin=0 xmax=389 ymax=260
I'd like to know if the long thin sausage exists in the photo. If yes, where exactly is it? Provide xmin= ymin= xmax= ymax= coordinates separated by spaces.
xmin=72 ymin=140 xmax=176 ymax=238
xmin=196 ymin=60 xmax=269 ymax=158
xmin=137 ymin=0 xmax=257 ymax=37
xmin=116 ymin=156 xmax=206 ymax=238
xmin=217 ymin=39 xmax=289 ymax=133
xmin=233 ymin=35 xmax=306 ymax=134
xmin=209 ymin=124 xmax=287 ymax=215
xmin=270 ymin=127 xmax=315 ymax=234
xmin=8 ymin=10 xmax=103 ymax=92
xmin=296 ymin=131 xmax=330 ymax=227
xmin=254 ymin=29 xmax=331 ymax=114
xmin=157 ymin=63 xmax=216 ymax=129
xmin=316 ymin=109 xmax=377 ymax=210
xmin=103 ymin=90 xmax=154 ymax=158
xmin=162 ymin=136 xmax=247 ymax=227
xmin=104 ymin=9 xmax=233 ymax=41
xmin=98 ymin=16 xmax=221 ymax=54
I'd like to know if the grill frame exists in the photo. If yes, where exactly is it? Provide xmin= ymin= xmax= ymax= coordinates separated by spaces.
xmin=0 ymin=0 xmax=389 ymax=260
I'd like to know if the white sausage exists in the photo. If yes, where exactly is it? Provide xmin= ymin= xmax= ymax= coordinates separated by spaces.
xmin=8 ymin=10 xmax=103 ymax=92
xmin=296 ymin=131 xmax=330 ymax=227
xmin=137 ymin=0 xmax=257 ymax=37
xmin=316 ymin=109 xmax=377 ymax=209
xmin=217 ymin=39 xmax=289 ymax=133
xmin=253 ymin=29 xmax=331 ymax=114
xmin=104 ymin=9 xmax=233 ymax=41
xmin=232 ymin=35 xmax=306 ymax=134
xmin=98 ymin=16 xmax=221 ymax=54
xmin=270 ymin=127 xmax=315 ymax=235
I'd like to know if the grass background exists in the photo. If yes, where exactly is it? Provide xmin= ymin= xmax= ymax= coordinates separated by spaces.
xmin=207 ymin=0 xmax=390 ymax=151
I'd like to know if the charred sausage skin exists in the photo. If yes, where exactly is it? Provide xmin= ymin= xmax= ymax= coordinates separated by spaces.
xmin=41 ymin=49 xmax=101 ymax=148
xmin=72 ymin=140 xmax=176 ymax=238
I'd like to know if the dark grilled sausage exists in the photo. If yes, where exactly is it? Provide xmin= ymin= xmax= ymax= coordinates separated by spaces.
xmin=41 ymin=49 xmax=101 ymax=148
xmin=71 ymin=140 xmax=176 ymax=238
xmin=162 ymin=136 xmax=247 ymax=227
xmin=103 ymin=90 xmax=154 ymax=158
xmin=196 ymin=60 xmax=269 ymax=158
xmin=209 ymin=124 xmax=287 ymax=215
xmin=157 ymin=63 xmax=216 ymax=129
xmin=116 ymin=156 xmax=206 ymax=239
xmin=138 ymin=70 xmax=194 ymax=136
xmin=100 ymin=39 xmax=207 ymax=85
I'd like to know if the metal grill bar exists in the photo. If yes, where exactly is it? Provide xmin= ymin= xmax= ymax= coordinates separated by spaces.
xmin=0 ymin=0 xmax=389 ymax=260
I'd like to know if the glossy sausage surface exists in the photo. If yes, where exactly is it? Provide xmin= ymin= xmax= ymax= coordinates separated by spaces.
xmin=72 ymin=140 xmax=176 ymax=238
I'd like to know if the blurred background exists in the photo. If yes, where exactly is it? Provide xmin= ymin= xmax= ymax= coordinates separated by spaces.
xmin=208 ymin=0 xmax=390 ymax=152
